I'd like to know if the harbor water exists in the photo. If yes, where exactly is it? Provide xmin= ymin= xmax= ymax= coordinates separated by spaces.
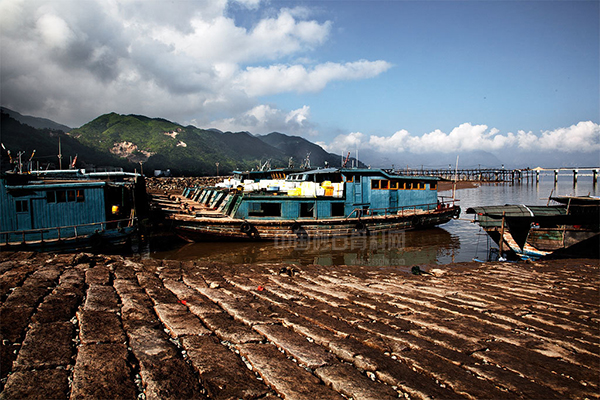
xmin=150 ymin=175 xmax=598 ymax=266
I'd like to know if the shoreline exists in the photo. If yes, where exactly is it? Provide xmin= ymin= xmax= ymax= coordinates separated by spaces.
xmin=1 ymin=251 xmax=598 ymax=399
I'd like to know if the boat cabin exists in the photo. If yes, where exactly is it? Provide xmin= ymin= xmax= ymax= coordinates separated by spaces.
xmin=225 ymin=168 xmax=441 ymax=220
xmin=0 ymin=170 xmax=144 ymax=245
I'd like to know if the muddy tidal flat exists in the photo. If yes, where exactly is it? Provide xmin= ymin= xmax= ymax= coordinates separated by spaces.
xmin=0 ymin=252 xmax=598 ymax=400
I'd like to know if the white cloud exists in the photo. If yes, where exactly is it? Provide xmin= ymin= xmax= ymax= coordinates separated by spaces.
xmin=209 ymin=104 xmax=317 ymax=136
xmin=517 ymin=121 xmax=600 ymax=152
xmin=0 ymin=0 xmax=387 ymax=131
xmin=237 ymin=60 xmax=392 ymax=96
xmin=36 ymin=13 xmax=75 ymax=49
xmin=321 ymin=131 xmax=366 ymax=153
xmin=324 ymin=122 xmax=600 ymax=155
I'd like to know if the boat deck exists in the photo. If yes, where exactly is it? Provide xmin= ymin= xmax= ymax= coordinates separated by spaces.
xmin=153 ymin=192 xmax=434 ymax=222
xmin=1 ymin=252 xmax=598 ymax=399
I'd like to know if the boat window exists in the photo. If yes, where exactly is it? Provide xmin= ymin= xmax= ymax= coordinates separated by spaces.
xmin=407 ymin=182 xmax=414 ymax=190
xmin=56 ymin=190 xmax=67 ymax=203
xmin=67 ymin=190 xmax=76 ymax=202
xmin=430 ymin=182 xmax=437 ymax=190
xmin=15 ymin=200 xmax=28 ymax=213
xmin=390 ymin=180 xmax=399 ymax=190
xmin=331 ymin=202 xmax=345 ymax=217
xmin=248 ymin=202 xmax=281 ymax=217
xmin=76 ymin=190 xmax=85 ymax=202
xmin=380 ymin=180 xmax=389 ymax=189
xmin=419 ymin=182 xmax=426 ymax=190
xmin=300 ymin=203 xmax=314 ymax=218
xmin=46 ymin=191 xmax=56 ymax=203
xmin=371 ymin=180 xmax=380 ymax=190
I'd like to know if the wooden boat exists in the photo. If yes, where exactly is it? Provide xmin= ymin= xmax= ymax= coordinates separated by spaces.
xmin=159 ymin=167 xmax=460 ymax=242
xmin=466 ymin=195 xmax=599 ymax=260
xmin=0 ymin=169 xmax=147 ymax=252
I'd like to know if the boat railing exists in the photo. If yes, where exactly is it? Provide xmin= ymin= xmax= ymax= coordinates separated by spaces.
xmin=1 ymin=217 xmax=136 ymax=246
xmin=347 ymin=201 xmax=450 ymax=219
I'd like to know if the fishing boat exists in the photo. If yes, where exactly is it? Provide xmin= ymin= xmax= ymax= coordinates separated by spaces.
xmin=466 ymin=195 xmax=599 ymax=260
xmin=0 ymin=169 xmax=146 ymax=252
xmin=160 ymin=167 xmax=460 ymax=242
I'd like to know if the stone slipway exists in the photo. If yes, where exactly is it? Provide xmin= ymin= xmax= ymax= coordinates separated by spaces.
xmin=0 ymin=252 xmax=598 ymax=399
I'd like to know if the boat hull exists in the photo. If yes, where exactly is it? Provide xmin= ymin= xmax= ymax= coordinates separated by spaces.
xmin=172 ymin=206 xmax=460 ymax=242
xmin=467 ymin=199 xmax=600 ymax=260
xmin=0 ymin=224 xmax=136 ymax=253
xmin=480 ymin=225 xmax=599 ymax=260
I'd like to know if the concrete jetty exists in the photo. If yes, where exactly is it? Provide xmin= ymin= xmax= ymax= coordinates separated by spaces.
xmin=1 ymin=252 xmax=598 ymax=399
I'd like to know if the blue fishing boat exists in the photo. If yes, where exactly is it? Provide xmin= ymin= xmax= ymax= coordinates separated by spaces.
xmin=162 ymin=167 xmax=460 ymax=241
xmin=0 ymin=169 xmax=145 ymax=252
xmin=467 ymin=195 xmax=600 ymax=260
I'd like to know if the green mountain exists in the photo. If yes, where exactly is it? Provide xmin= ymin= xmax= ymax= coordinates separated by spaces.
xmin=2 ymin=110 xmax=355 ymax=175
xmin=69 ymin=113 xmax=292 ymax=175
xmin=1 ymin=111 xmax=129 ymax=172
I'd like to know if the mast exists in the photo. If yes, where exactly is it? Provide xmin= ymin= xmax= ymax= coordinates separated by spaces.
xmin=58 ymin=137 xmax=63 ymax=170
xmin=452 ymin=155 xmax=459 ymax=201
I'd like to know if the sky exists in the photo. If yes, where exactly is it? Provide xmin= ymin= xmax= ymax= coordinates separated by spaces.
xmin=1 ymin=0 xmax=599 ymax=167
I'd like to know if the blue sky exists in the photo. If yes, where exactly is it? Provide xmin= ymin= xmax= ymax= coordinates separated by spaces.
xmin=262 ymin=1 xmax=599 ymax=134
xmin=1 ymin=0 xmax=598 ymax=167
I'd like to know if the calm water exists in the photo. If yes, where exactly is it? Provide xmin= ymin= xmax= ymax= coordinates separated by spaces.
xmin=150 ymin=174 xmax=598 ymax=266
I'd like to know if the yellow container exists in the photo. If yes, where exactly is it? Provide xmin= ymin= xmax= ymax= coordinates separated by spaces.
xmin=325 ymin=188 xmax=334 ymax=196
xmin=288 ymin=188 xmax=302 ymax=196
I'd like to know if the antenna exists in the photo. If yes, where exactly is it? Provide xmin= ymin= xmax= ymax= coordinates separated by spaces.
xmin=452 ymin=155 xmax=459 ymax=201
xmin=58 ymin=137 xmax=63 ymax=170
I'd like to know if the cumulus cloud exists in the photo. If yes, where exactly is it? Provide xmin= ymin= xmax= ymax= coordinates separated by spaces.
xmin=324 ymin=122 xmax=600 ymax=155
xmin=0 ymin=0 xmax=388 ymax=132
xmin=209 ymin=104 xmax=317 ymax=136
xmin=237 ymin=60 xmax=393 ymax=96
xmin=516 ymin=121 xmax=600 ymax=152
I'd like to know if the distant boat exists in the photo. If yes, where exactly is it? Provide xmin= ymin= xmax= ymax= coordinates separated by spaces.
xmin=0 ymin=169 xmax=146 ymax=252
xmin=467 ymin=195 xmax=600 ymax=260
xmin=158 ymin=167 xmax=461 ymax=241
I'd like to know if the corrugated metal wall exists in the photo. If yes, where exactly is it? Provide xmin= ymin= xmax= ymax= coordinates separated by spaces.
xmin=1 ymin=181 xmax=107 ymax=232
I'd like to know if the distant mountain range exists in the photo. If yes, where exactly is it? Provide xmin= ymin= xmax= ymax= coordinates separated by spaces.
xmin=1 ymin=107 xmax=72 ymax=132
xmin=0 ymin=108 xmax=358 ymax=175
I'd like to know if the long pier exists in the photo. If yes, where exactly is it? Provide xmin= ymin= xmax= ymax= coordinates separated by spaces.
xmin=398 ymin=167 xmax=599 ymax=185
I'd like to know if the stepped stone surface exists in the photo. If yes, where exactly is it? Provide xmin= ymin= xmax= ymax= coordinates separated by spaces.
xmin=0 ymin=251 xmax=598 ymax=399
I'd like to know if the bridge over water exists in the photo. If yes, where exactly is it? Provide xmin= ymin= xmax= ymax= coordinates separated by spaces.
xmin=395 ymin=167 xmax=599 ymax=185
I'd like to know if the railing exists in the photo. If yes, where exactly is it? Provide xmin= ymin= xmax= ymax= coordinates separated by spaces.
xmin=345 ymin=200 xmax=458 ymax=219
xmin=1 ymin=218 xmax=135 ymax=246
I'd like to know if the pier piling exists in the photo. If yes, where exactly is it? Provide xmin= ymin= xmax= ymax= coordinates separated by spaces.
xmin=393 ymin=166 xmax=597 ymax=185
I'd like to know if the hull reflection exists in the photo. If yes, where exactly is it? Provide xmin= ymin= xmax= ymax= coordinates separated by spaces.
xmin=151 ymin=228 xmax=460 ymax=267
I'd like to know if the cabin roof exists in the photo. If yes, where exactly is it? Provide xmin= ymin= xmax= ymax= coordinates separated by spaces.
xmin=339 ymin=168 xmax=439 ymax=181
xmin=466 ymin=205 xmax=566 ymax=218
xmin=288 ymin=168 xmax=439 ymax=181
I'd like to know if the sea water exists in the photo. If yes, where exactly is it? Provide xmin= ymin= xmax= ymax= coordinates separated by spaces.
xmin=150 ymin=174 xmax=598 ymax=266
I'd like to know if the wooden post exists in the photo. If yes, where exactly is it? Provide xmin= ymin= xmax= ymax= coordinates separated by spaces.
xmin=594 ymin=169 xmax=598 ymax=186
xmin=554 ymin=170 xmax=559 ymax=185
xmin=573 ymin=169 xmax=578 ymax=185
xmin=536 ymin=170 xmax=540 ymax=184
xmin=499 ymin=211 xmax=506 ymax=258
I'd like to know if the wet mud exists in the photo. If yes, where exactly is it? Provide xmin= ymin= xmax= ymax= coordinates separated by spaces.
xmin=1 ymin=252 xmax=598 ymax=399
